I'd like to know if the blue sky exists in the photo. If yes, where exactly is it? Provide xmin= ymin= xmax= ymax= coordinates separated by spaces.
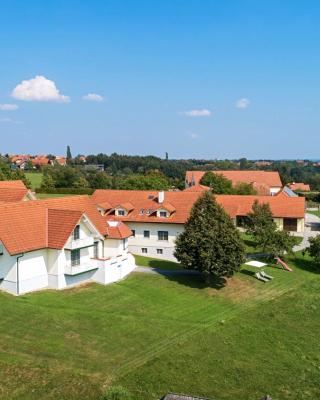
xmin=0 ymin=0 xmax=319 ymax=159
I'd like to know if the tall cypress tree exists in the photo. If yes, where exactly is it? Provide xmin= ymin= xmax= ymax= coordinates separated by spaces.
xmin=174 ymin=191 xmax=245 ymax=280
xmin=66 ymin=145 xmax=72 ymax=162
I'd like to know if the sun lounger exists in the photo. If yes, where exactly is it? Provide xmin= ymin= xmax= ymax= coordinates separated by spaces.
xmin=261 ymin=271 xmax=274 ymax=280
xmin=255 ymin=272 xmax=268 ymax=282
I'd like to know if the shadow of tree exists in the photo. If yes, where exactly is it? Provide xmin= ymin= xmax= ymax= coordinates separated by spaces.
xmin=161 ymin=270 xmax=227 ymax=291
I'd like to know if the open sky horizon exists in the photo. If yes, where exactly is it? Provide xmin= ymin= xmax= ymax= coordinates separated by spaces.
xmin=0 ymin=0 xmax=319 ymax=159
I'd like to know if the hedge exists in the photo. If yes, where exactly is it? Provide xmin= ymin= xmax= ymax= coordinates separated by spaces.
xmin=35 ymin=187 xmax=95 ymax=195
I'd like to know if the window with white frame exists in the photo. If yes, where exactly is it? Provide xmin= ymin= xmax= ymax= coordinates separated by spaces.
xmin=157 ymin=249 xmax=163 ymax=255
xmin=117 ymin=209 xmax=125 ymax=216
xmin=158 ymin=231 xmax=168 ymax=241
xmin=159 ymin=211 xmax=167 ymax=217
xmin=141 ymin=248 xmax=148 ymax=254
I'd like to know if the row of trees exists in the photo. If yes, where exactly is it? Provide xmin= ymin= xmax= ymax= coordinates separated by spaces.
xmin=41 ymin=165 xmax=173 ymax=191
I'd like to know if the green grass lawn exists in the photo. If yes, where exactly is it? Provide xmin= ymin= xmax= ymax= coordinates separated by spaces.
xmin=307 ymin=209 xmax=320 ymax=218
xmin=36 ymin=193 xmax=74 ymax=199
xmin=134 ymin=255 xmax=183 ymax=270
xmin=0 ymin=252 xmax=319 ymax=399
xmin=25 ymin=172 xmax=43 ymax=190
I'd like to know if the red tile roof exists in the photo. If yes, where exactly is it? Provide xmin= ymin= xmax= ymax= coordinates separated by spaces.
xmin=92 ymin=189 xmax=305 ymax=224
xmin=0 ymin=196 xmax=108 ymax=255
xmin=184 ymin=184 xmax=210 ymax=192
xmin=106 ymin=221 xmax=132 ymax=239
xmin=185 ymin=170 xmax=282 ymax=193
xmin=0 ymin=180 xmax=31 ymax=202
xmin=216 ymin=195 xmax=305 ymax=219
xmin=92 ymin=190 xmax=202 ymax=224
xmin=0 ymin=180 xmax=27 ymax=189
xmin=288 ymin=183 xmax=311 ymax=192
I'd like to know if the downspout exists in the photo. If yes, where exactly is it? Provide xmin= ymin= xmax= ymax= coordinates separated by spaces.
xmin=16 ymin=253 xmax=24 ymax=295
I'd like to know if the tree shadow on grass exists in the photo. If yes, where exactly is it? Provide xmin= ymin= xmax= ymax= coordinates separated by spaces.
xmin=161 ymin=271 xmax=227 ymax=291
xmin=288 ymin=255 xmax=320 ymax=275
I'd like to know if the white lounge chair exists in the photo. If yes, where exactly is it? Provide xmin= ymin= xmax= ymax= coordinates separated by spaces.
xmin=255 ymin=272 xmax=268 ymax=282
xmin=261 ymin=271 xmax=274 ymax=280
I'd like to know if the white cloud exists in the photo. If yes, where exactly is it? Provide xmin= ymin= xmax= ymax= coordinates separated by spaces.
xmin=189 ymin=132 xmax=200 ymax=139
xmin=82 ymin=93 xmax=104 ymax=102
xmin=236 ymin=98 xmax=250 ymax=109
xmin=0 ymin=103 xmax=19 ymax=111
xmin=11 ymin=75 xmax=70 ymax=102
xmin=182 ymin=109 xmax=211 ymax=117
xmin=0 ymin=117 xmax=22 ymax=124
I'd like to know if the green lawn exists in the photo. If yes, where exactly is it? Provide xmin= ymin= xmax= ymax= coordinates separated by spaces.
xmin=25 ymin=172 xmax=43 ymax=190
xmin=36 ymin=193 xmax=74 ymax=199
xmin=0 ymin=253 xmax=319 ymax=399
xmin=134 ymin=255 xmax=183 ymax=270
xmin=307 ymin=209 xmax=320 ymax=218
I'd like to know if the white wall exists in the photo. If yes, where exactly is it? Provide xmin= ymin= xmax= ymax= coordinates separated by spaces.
xmin=270 ymin=187 xmax=282 ymax=195
xmin=0 ymin=246 xmax=48 ymax=295
xmin=126 ymin=222 xmax=184 ymax=261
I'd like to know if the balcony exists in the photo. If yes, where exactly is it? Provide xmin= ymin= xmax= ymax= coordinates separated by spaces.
xmin=64 ymin=236 xmax=94 ymax=250
xmin=64 ymin=262 xmax=98 ymax=276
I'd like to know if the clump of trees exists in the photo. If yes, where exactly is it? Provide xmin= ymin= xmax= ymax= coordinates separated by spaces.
xmin=200 ymin=172 xmax=257 ymax=195
xmin=41 ymin=165 xmax=172 ymax=191
xmin=0 ymin=161 xmax=30 ymax=188
xmin=174 ymin=191 xmax=245 ymax=283
xmin=246 ymin=201 xmax=296 ymax=257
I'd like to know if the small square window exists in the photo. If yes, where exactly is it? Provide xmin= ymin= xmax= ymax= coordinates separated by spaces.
xmin=144 ymin=230 xmax=150 ymax=238
xmin=157 ymin=249 xmax=163 ymax=255
xmin=159 ymin=211 xmax=167 ymax=217
xmin=142 ymin=248 xmax=148 ymax=254
xmin=117 ymin=209 xmax=125 ymax=216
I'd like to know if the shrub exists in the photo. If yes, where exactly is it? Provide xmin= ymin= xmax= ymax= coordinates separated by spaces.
xmin=103 ymin=386 xmax=132 ymax=400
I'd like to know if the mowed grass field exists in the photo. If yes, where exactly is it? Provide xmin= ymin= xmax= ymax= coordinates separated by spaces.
xmin=0 ymin=253 xmax=319 ymax=400
xmin=25 ymin=172 xmax=43 ymax=189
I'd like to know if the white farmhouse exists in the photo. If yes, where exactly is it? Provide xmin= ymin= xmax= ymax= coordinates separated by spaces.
xmin=0 ymin=196 xmax=135 ymax=295
xmin=92 ymin=188 xmax=305 ymax=262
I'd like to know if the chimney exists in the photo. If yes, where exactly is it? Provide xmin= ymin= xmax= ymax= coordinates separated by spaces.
xmin=158 ymin=191 xmax=165 ymax=204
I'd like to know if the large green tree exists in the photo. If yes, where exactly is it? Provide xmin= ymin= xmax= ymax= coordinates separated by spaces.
xmin=200 ymin=172 xmax=233 ymax=194
xmin=246 ymin=201 xmax=295 ymax=256
xmin=307 ymin=235 xmax=320 ymax=269
xmin=174 ymin=191 xmax=245 ymax=281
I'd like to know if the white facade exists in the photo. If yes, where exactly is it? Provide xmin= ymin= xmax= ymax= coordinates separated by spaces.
xmin=270 ymin=186 xmax=282 ymax=196
xmin=0 ymin=217 xmax=136 ymax=296
xmin=125 ymin=222 xmax=184 ymax=261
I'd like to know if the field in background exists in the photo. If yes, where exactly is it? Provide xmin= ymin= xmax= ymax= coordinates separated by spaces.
xmin=36 ymin=193 xmax=74 ymax=199
xmin=0 ymin=253 xmax=319 ymax=399
xmin=25 ymin=172 xmax=43 ymax=190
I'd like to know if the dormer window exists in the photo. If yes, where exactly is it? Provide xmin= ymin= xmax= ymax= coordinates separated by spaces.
xmin=139 ymin=209 xmax=144 ymax=215
xmin=159 ymin=211 xmax=167 ymax=218
xmin=73 ymin=225 xmax=80 ymax=240
xmin=117 ymin=209 xmax=125 ymax=216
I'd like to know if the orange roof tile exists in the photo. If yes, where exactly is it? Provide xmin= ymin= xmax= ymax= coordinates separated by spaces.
xmin=92 ymin=189 xmax=305 ymax=224
xmin=0 ymin=196 xmax=108 ymax=255
xmin=184 ymin=184 xmax=210 ymax=192
xmin=106 ymin=221 xmax=132 ymax=239
xmin=0 ymin=180 xmax=27 ymax=189
xmin=288 ymin=183 xmax=311 ymax=192
xmin=185 ymin=170 xmax=282 ymax=192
